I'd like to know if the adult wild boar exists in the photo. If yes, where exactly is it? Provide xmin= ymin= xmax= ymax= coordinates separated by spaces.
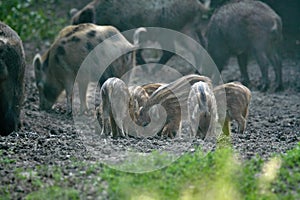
xmin=206 ymin=0 xmax=283 ymax=91
xmin=71 ymin=0 xmax=210 ymax=66
xmin=33 ymin=23 xmax=145 ymax=114
xmin=0 ymin=22 xmax=25 ymax=136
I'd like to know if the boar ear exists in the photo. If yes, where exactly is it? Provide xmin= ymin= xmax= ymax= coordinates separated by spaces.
xmin=69 ymin=8 xmax=78 ymax=18
xmin=78 ymin=7 xmax=95 ymax=24
xmin=33 ymin=54 xmax=43 ymax=72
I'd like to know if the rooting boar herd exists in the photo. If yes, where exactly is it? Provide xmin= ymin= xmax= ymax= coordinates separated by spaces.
xmin=0 ymin=0 xmax=284 ymax=140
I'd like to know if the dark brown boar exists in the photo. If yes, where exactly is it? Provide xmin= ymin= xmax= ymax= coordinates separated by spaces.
xmin=188 ymin=81 xmax=218 ymax=140
xmin=213 ymin=82 xmax=251 ymax=136
xmin=206 ymin=0 xmax=283 ymax=91
xmin=71 ymin=0 xmax=210 ymax=67
xmin=138 ymin=74 xmax=212 ymax=138
xmin=33 ymin=24 xmax=145 ymax=114
xmin=0 ymin=22 xmax=25 ymax=136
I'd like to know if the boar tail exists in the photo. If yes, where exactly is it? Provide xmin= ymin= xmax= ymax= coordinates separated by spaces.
xmin=133 ymin=27 xmax=147 ymax=47
xmin=132 ymin=27 xmax=146 ymax=66
xmin=271 ymin=17 xmax=283 ymax=42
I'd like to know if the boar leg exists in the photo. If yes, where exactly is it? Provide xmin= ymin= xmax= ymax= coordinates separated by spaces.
xmin=110 ymin=113 xmax=118 ymax=138
xmin=163 ymin=119 xmax=181 ymax=139
xmin=268 ymin=51 xmax=283 ymax=91
xmin=157 ymin=51 xmax=174 ymax=66
xmin=78 ymin=80 xmax=89 ymax=114
xmin=65 ymin=80 xmax=75 ymax=114
xmin=237 ymin=53 xmax=250 ymax=87
xmin=206 ymin=119 xmax=217 ymax=140
xmin=161 ymin=124 xmax=175 ymax=139
xmin=255 ymin=51 xmax=270 ymax=92
xmin=136 ymin=49 xmax=146 ymax=65
xmin=109 ymin=109 xmax=124 ymax=138
xmin=222 ymin=117 xmax=231 ymax=136
xmin=235 ymin=115 xmax=246 ymax=134
xmin=101 ymin=96 xmax=111 ymax=136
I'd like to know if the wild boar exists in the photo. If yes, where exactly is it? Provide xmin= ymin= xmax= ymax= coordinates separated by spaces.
xmin=206 ymin=0 xmax=283 ymax=91
xmin=0 ymin=22 xmax=25 ymax=136
xmin=213 ymin=82 xmax=251 ymax=136
xmin=141 ymin=82 xmax=165 ymax=96
xmin=128 ymin=85 xmax=149 ymax=123
xmin=138 ymin=74 xmax=212 ymax=138
xmin=96 ymin=80 xmax=169 ymax=138
xmin=33 ymin=23 xmax=145 ymax=114
xmin=188 ymin=81 xmax=218 ymax=140
xmin=71 ymin=0 xmax=210 ymax=66
xmin=128 ymin=83 xmax=165 ymax=124
xmin=97 ymin=77 xmax=132 ymax=137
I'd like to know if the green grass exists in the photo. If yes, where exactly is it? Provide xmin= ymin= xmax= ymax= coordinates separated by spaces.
xmin=2 ymin=143 xmax=299 ymax=199
xmin=104 ymin=150 xmax=178 ymax=173
xmin=25 ymin=186 xmax=79 ymax=200
xmin=101 ymin=143 xmax=300 ymax=200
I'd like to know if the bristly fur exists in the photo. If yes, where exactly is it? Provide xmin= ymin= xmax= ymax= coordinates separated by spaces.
xmin=0 ymin=21 xmax=25 ymax=136
xmin=213 ymin=82 xmax=251 ymax=136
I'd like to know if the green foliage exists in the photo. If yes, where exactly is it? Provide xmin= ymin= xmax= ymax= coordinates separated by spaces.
xmin=2 ymin=143 xmax=299 ymax=199
xmin=272 ymin=143 xmax=300 ymax=199
xmin=25 ymin=186 xmax=79 ymax=200
xmin=101 ymin=148 xmax=242 ymax=200
xmin=107 ymin=150 xmax=177 ymax=173
xmin=0 ymin=0 xmax=66 ymax=41
xmin=101 ymin=144 xmax=300 ymax=200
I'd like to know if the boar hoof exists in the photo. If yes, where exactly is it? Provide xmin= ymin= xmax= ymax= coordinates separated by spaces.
xmin=274 ymin=84 xmax=284 ymax=92
xmin=258 ymin=83 xmax=268 ymax=92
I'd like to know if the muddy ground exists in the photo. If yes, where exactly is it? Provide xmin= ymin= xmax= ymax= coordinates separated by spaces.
xmin=1 ymin=1 xmax=300 ymax=199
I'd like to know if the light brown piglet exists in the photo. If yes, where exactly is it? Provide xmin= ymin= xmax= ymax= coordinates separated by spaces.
xmin=213 ymin=82 xmax=251 ymax=136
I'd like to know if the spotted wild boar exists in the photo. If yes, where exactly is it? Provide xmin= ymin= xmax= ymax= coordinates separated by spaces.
xmin=33 ymin=23 xmax=145 ymax=114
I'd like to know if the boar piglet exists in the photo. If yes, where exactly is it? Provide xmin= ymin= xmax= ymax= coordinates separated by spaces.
xmin=213 ymin=82 xmax=251 ymax=136
xmin=206 ymin=0 xmax=283 ymax=91
xmin=128 ymin=85 xmax=149 ymax=123
xmin=128 ymin=83 xmax=165 ymax=125
xmin=33 ymin=23 xmax=145 ymax=114
xmin=188 ymin=81 xmax=218 ymax=140
xmin=0 ymin=22 xmax=25 ymax=136
xmin=96 ymin=77 xmax=132 ymax=138
xmin=141 ymin=82 xmax=165 ymax=96
xmin=138 ymin=74 xmax=212 ymax=138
